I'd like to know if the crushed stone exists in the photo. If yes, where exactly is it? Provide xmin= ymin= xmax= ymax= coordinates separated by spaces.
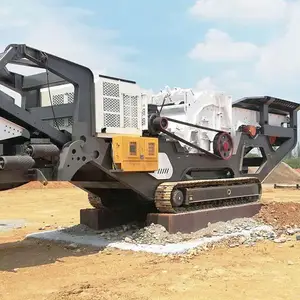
xmin=27 ymin=201 xmax=300 ymax=254
xmin=122 ymin=218 xmax=271 ymax=245
xmin=52 ymin=217 xmax=277 ymax=249
xmin=59 ymin=218 xmax=268 ymax=245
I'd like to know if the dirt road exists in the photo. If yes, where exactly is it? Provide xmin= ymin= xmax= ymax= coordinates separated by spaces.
xmin=1 ymin=184 xmax=300 ymax=300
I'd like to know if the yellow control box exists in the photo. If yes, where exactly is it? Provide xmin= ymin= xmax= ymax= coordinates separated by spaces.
xmin=112 ymin=135 xmax=158 ymax=172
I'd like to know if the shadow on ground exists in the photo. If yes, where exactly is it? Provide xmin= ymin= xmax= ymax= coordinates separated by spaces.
xmin=0 ymin=237 xmax=100 ymax=272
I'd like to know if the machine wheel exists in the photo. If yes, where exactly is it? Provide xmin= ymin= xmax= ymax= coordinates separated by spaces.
xmin=213 ymin=132 xmax=233 ymax=160
xmin=171 ymin=189 xmax=184 ymax=207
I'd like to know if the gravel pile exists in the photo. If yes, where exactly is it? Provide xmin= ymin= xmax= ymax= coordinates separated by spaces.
xmin=55 ymin=201 xmax=300 ymax=251
xmin=262 ymin=162 xmax=300 ymax=184
xmin=121 ymin=218 xmax=275 ymax=246
xmin=31 ymin=215 xmax=300 ymax=255
xmin=59 ymin=217 xmax=278 ymax=247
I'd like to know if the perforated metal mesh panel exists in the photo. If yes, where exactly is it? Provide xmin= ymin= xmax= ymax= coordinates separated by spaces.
xmin=95 ymin=79 xmax=148 ymax=134
xmin=132 ymin=118 xmax=138 ymax=128
xmin=51 ymin=118 xmax=65 ymax=128
xmin=67 ymin=117 xmax=73 ymax=127
xmin=124 ymin=107 xmax=131 ymax=127
xmin=123 ymin=95 xmax=131 ymax=127
xmin=66 ymin=92 xmax=74 ymax=103
xmin=103 ymin=97 xmax=120 ymax=113
xmin=102 ymin=81 xmax=121 ymax=128
xmin=131 ymin=95 xmax=138 ymax=107
xmin=48 ymin=117 xmax=74 ymax=132
xmin=53 ymin=94 xmax=64 ymax=105
xmin=103 ymin=82 xmax=119 ymax=97
xmin=141 ymin=94 xmax=148 ymax=129
xmin=104 ymin=113 xmax=120 ymax=127
xmin=51 ymin=92 xmax=75 ymax=105
xmin=40 ymin=85 xmax=75 ymax=134
xmin=142 ymin=107 xmax=146 ymax=126
xmin=123 ymin=94 xmax=139 ymax=128
xmin=123 ymin=94 xmax=130 ymax=106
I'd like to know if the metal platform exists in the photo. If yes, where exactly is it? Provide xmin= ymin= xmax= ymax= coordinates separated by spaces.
xmin=146 ymin=203 xmax=262 ymax=234
xmin=80 ymin=207 xmax=148 ymax=230
xmin=80 ymin=203 xmax=262 ymax=234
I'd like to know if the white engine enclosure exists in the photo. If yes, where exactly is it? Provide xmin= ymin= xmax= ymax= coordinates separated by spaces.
xmin=40 ymin=75 xmax=149 ymax=136
xmin=94 ymin=77 xmax=148 ymax=136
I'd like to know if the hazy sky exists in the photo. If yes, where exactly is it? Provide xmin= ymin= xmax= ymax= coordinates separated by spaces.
xmin=1 ymin=0 xmax=300 ymax=102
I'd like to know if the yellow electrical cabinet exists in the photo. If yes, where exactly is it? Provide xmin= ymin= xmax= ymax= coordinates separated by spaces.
xmin=112 ymin=135 xmax=159 ymax=172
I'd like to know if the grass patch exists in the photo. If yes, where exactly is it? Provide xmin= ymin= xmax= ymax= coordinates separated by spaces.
xmin=283 ymin=157 xmax=300 ymax=169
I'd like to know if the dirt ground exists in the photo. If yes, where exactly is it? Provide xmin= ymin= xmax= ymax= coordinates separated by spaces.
xmin=1 ymin=184 xmax=300 ymax=300
xmin=250 ymin=161 xmax=300 ymax=184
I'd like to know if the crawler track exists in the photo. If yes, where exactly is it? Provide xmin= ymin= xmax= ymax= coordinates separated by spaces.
xmin=154 ymin=177 xmax=262 ymax=213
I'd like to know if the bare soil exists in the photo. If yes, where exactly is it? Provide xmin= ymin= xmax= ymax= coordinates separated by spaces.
xmin=258 ymin=162 xmax=300 ymax=184
xmin=1 ymin=184 xmax=300 ymax=300
xmin=16 ymin=181 xmax=75 ymax=189
xmin=255 ymin=201 xmax=300 ymax=228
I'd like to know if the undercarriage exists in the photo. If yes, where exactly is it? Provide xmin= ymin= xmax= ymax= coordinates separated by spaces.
xmin=0 ymin=43 xmax=298 ymax=223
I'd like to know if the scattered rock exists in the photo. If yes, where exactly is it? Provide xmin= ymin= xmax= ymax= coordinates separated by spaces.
xmin=38 ymin=227 xmax=45 ymax=231
xmin=124 ymin=237 xmax=132 ymax=243
xmin=287 ymin=228 xmax=296 ymax=235
xmin=273 ymin=237 xmax=287 ymax=244
xmin=57 ymin=216 xmax=279 ymax=252
xmin=287 ymin=260 xmax=294 ymax=265
xmin=296 ymin=235 xmax=300 ymax=241
xmin=120 ymin=218 xmax=271 ymax=246
xmin=239 ymin=236 xmax=247 ymax=244
xmin=65 ymin=243 xmax=78 ymax=250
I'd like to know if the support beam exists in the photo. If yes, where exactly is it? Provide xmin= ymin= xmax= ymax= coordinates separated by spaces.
xmin=0 ymin=90 xmax=70 ymax=145
xmin=147 ymin=203 xmax=262 ymax=233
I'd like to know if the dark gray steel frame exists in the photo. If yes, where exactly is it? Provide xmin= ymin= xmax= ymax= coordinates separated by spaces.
xmin=0 ymin=43 xmax=95 ymax=141
xmin=0 ymin=44 xmax=298 ymax=204
xmin=58 ymin=97 xmax=300 ymax=203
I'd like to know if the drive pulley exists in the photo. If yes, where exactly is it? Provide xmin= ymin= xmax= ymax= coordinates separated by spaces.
xmin=148 ymin=114 xmax=234 ymax=160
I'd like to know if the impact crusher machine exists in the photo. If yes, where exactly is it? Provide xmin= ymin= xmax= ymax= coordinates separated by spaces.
xmin=0 ymin=44 xmax=299 ymax=232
